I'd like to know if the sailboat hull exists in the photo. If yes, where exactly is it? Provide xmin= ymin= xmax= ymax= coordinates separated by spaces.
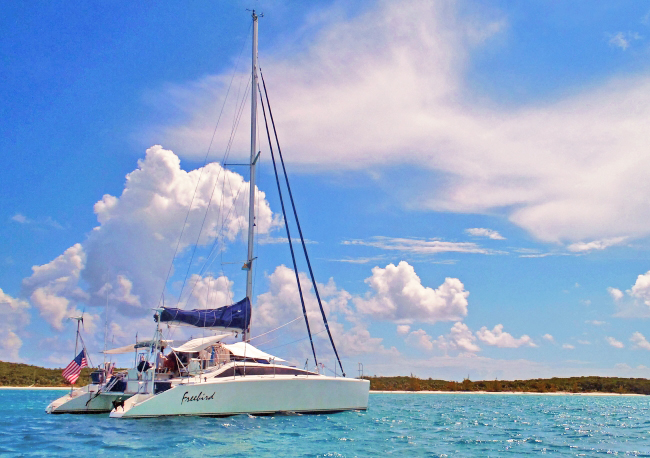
xmin=46 ymin=385 xmax=131 ymax=414
xmin=110 ymin=375 xmax=369 ymax=418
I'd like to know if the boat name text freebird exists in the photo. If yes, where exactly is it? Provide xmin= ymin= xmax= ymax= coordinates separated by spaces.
xmin=181 ymin=391 xmax=215 ymax=404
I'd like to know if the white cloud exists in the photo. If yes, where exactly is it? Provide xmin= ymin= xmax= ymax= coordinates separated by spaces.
xmin=609 ymin=32 xmax=630 ymax=50
xmin=577 ymin=340 xmax=591 ymax=345
xmin=405 ymin=329 xmax=434 ymax=351
xmin=252 ymin=264 xmax=395 ymax=360
xmin=0 ymin=288 xmax=31 ymax=361
xmin=434 ymin=322 xmax=481 ymax=353
xmin=178 ymin=274 xmax=234 ymax=311
xmin=585 ymin=320 xmax=606 ymax=326
xmin=607 ymin=32 xmax=641 ymax=51
xmin=465 ymin=228 xmax=505 ymax=240
xmin=343 ymin=236 xmax=497 ymax=255
xmin=11 ymin=213 xmax=28 ymax=224
xmin=155 ymin=1 xmax=650 ymax=245
xmin=396 ymin=325 xmax=410 ymax=335
xmin=354 ymin=261 xmax=469 ymax=323
xmin=22 ymin=243 xmax=88 ymax=330
xmin=629 ymin=271 xmax=650 ymax=306
xmin=476 ymin=324 xmax=537 ymax=348
xmin=542 ymin=333 xmax=555 ymax=343
xmin=630 ymin=331 xmax=650 ymax=350
xmin=562 ymin=344 xmax=575 ymax=350
xmin=567 ymin=237 xmax=627 ymax=253
xmin=17 ymin=145 xmax=279 ymax=351
xmin=606 ymin=336 xmax=624 ymax=349
xmin=607 ymin=287 xmax=624 ymax=301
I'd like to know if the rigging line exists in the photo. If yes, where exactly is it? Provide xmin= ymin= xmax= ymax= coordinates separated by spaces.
xmin=250 ymin=332 xmax=285 ymax=348
xmin=201 ymin=183 xmax=246 ymax=276
xmin=158 ymin=26 xmax=251 ymax=311
xmin=260 ymin=69 xmax=347 ymax=377
xmin=164 ymin=40 xmax=251 ymax=343
xmin=258 ymin=83 xmax=319 ymax=368
xmin=176 ymin=75 xmax=253 ymax=309
xmin=185 ymin=75 xmax=251 ymax=285
xmin=175 ymin=78 xmax=251 ymax=308
xmin=224 ymin=76 xmax=252 ymax=163
xmin=262 ymin=329 xmax=327 ymax=353
xmin=248 ymin=315 xmax=303 ymax=341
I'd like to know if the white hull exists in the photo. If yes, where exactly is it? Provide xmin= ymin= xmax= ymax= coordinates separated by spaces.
xmin=110 ymin=372 xmax=369 ymax=418
xmin=46 ymin=385 xmax=131 ymax=414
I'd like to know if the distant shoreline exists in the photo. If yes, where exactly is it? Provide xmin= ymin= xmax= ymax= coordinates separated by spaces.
xmin=370 ymin=390 xmax=645 ymax=396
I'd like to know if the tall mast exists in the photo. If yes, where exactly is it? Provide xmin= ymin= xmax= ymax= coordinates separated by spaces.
xmin=244 ymin=10 xmax=259 ymax=342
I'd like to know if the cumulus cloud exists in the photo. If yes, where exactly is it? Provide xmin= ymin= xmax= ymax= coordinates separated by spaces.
xmin=396 ymin=325 xmax=410 ymax=335
xmin=465 ymin=228 xmax=505 ymax=240
xmin=434 ymin=322 xmax=481 ymax=353
xmin=610 ymin=271 xmax=650 ymax=318
xmin=630 ymin=331 xmax=650 ymax=350
xmin=629 ymin=271 xmax=650 ymax=306
xmin=608 ymin=287 xmax=624 ymax=301
xmin=606 ymin=336 xmax=624 ymax=349
xmin=18 ymin=146 xmax=278 ymax=348
xmin=405 ymin=329 xmax=434 ymax=351
xmin=476 ymin=324 xmax=537 ymax=348
xmin=252 ymin=264 xmax=395 ymax=360
xmin=22 ymin=244 xmax=88 ymax=330
xmin=354 ymin=261 xmax=469 ymax=323
xmin=0 ymin=288 xmax=31 ymax=361
xmin=542 ymin=333 xmax=555 ymax=343
xmin=155 ymin=1 xmax=650 ymax=246
xmin=562 ymin=344 xmax=575 ymax=350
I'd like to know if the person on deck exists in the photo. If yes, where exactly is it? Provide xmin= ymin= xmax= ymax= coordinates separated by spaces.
xmin=156 ymin=347 xmax=167 ymax=372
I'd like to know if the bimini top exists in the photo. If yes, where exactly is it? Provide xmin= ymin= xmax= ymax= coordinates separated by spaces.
xmin=171 ymin=334 xmax=230 ymax=353
xmin=223 ymin=342 xmax=285 ymax=362
xmin=103 ymin=339 xmax=173 ymax=355
xmin=160 ymin=297 xmax=251 ymax=331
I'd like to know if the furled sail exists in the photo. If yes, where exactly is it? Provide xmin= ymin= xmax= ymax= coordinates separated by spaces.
xmin=159 ymin=297 xmax=251 ymax=331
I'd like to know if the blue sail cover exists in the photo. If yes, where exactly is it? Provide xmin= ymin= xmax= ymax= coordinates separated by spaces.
xmin=160 ymin=297 xmax=251 ymax=331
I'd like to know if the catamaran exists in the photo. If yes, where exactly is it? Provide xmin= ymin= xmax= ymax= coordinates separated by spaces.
xmin=45 ymin=316 xmax=138 ymax=414
xmin=109 ymin=11 xmax=369 ymax=419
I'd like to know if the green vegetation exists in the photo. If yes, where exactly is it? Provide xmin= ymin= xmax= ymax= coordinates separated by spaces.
xmin=2 ymin=360 xmax=649 ymax=394
xmin=0 ymin=361 xmax=92 ymax=387
xmin=363 ymin=375 xmax=650 ymax=395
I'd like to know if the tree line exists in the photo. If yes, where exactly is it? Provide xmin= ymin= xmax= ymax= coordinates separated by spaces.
xmin=363 ymin=375 xmax=650 ymax=395
xmin=0 ymin=361 xmax=93 ymax=387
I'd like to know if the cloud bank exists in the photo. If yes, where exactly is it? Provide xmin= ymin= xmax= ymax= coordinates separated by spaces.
xmin=157 ymin=0 xmax=650 ymax=247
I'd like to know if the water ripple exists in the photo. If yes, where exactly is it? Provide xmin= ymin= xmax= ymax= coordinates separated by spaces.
xmin=2 ymin=390 xmax=650 ymax=456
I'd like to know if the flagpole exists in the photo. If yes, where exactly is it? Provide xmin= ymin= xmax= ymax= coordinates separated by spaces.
xmin=70 ymin=316 xmax=82 ymax=394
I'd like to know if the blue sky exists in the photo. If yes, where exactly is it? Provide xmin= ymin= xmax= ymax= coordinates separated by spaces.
xmin=3 ymin=0 xmax=650 ymax=381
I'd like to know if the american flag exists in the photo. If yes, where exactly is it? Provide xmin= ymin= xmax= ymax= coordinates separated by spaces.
xmin=62 ymin=349 xmax=87 ymax=384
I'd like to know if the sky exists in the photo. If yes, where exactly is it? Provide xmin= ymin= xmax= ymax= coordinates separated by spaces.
xmin=2 ymin=0 xmax=650 ymax=381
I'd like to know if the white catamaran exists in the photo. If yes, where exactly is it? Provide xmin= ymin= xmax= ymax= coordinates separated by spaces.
xmin=109 ymin=11 xmax=369 ymax=419
xmin=45 ymin=316 xmax=137 ymax=414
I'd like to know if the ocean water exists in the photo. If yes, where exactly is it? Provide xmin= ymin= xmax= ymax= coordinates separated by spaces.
xmin=1 ymin=390 xmax=649 ymax=457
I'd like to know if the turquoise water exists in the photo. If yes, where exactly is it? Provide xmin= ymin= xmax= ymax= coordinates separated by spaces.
xmin=2 ymin=390 xmax=650 ymax=456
